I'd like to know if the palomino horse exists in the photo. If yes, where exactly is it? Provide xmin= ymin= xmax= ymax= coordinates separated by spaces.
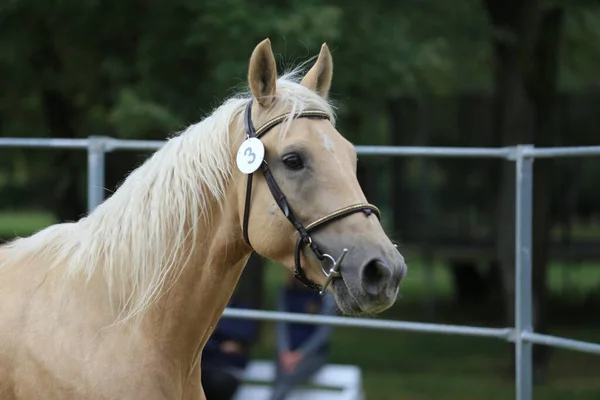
xmin=0 ymin=39 xmax=406 ymax=399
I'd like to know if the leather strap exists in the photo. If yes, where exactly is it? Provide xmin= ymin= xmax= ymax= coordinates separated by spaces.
xmin=241 ymin=99 xmax=381 ymax=290
xmin=242 ymin=172 xmax=254 ymax=246
xmin=293 ymin=203 xmax=380 ymax=290
xmin=241 ymin=100 xmax=329 ymax=249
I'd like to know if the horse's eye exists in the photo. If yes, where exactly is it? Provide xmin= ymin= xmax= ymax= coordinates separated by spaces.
xmin=282 ymin=153 xmax=304 ymax=170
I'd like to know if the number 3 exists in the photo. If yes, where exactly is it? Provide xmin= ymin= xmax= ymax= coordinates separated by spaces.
xmin=244 ymin=146 xmax=256 ymax=164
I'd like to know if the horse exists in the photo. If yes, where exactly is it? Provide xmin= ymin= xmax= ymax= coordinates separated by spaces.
xmin=0 ymin=39 xmax=406 ymax=399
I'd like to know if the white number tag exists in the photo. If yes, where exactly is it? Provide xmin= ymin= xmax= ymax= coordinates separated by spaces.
xmin=236 ymin=137 xmax=265 ymax=174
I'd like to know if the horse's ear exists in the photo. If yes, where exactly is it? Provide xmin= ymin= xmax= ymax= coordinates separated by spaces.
xmin=300 ymin=43 xmax=333 ymax=98
xmin=248 ymin=38 xmax=277 ymax=108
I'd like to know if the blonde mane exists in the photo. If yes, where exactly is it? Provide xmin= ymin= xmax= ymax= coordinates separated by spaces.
xmin=0 ymin=69 xmax=336 ymax=325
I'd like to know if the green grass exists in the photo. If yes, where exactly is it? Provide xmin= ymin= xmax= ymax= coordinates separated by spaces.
xmin=3 ymin=210 xmax=600 ymax=399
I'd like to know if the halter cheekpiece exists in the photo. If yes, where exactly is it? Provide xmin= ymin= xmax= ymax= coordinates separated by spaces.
xmin=241 ymin=100 xmax=381 ymax=293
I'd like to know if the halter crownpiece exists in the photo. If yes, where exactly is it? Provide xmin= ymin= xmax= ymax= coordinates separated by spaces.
xmin=241 ymin=99 xmax=381 ymax=293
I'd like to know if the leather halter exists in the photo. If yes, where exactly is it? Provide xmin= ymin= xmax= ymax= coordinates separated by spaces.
xmin=241 ymin=100 xmax=381 ymax=292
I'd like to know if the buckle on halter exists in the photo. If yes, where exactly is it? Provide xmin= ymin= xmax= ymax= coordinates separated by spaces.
xmin=319 ymin=248 xmax=348 ymax=295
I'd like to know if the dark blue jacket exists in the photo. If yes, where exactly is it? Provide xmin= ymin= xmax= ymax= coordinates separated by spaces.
xmin=276 ymin=286 xmax=336 ymax=356
xmin=202 ymin=299 xmax=259 ymax=370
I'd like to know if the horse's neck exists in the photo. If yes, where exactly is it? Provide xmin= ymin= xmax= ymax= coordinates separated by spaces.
xmin=140 ymin=189 xmax=251 ymax=371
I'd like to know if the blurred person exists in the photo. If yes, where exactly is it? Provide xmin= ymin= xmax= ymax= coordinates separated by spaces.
xmin=270 ymin=272 xmax=337 ymax=400
xmin=201 ymin=295 xmax=260 ymax=400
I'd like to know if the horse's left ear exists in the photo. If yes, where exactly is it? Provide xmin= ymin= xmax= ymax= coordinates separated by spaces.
xmin=300 ymin=43 xmax=333 ymax=98
xmin=248 ymin=38 xmax=278 ymax=108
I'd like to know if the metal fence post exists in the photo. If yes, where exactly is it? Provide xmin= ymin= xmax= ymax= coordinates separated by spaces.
xmin=87 ymin=136 xmax=107 ymax=213
xmin=515 ymin=145 xmax=534 ymax=400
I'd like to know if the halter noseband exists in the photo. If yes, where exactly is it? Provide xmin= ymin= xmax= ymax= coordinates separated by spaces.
xmin=241 ymin=100 xmax=381 ymax=293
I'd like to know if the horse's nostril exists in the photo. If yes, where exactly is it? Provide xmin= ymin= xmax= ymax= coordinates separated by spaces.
xmin=363 ymin=260 xmax=384 ymax=283
xmin=361 ymin=259 xmax=392 ymax=297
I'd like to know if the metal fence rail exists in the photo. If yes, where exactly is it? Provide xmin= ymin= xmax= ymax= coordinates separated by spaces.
xmin=221 ymin=308 xmax=514 ymax=339
xmin=2 ymin=136 xmax=600 ymax=400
